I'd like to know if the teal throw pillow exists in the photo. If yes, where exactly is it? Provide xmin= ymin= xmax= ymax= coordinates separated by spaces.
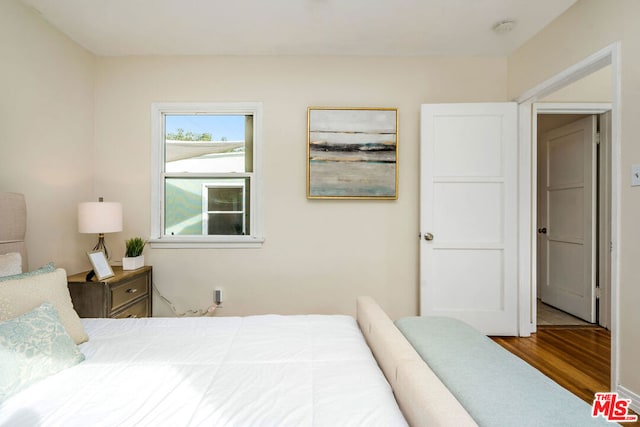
xmin=0 ymin=302 xmax=85 ymax=400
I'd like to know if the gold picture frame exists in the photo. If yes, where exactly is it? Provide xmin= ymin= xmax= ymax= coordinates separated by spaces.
xmin=307 ymin=107 xmax=398 ymax=199
xmin=87 ymin=250 xmax=114 ymax=280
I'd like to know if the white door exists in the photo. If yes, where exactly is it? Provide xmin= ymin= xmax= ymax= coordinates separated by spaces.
xmin=539 ymin=116 xmax=597 ymax=322
xmin=420 ymin=103 xmax=518 ymax=336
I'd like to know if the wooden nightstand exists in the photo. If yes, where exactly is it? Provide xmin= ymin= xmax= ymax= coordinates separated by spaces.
xmin=67 ymin=266 xmax=152 ymax=318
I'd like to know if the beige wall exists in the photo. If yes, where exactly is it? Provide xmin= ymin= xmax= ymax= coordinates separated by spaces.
xmin=0 ymin=0 xmax=95 ymax=273
xmin=541 ymin=66 xmax=611 ymax=103
xmin=93 ymin=55 xmax=507 ymax=319
xmin=0 ymin=0 xmax=508 ymax=322
xmin=509 ymin=0 xmax=640 ymax=397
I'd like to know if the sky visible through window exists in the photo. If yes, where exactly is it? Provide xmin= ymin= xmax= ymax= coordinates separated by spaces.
xmin=165 ymin=115 xmax=245 ymax=141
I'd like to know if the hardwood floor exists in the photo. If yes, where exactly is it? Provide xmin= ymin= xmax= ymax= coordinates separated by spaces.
xmin=492 ymin=326 xmax=640 ymax=426
xmin=492 ymin=326 xmax=609 ymax=402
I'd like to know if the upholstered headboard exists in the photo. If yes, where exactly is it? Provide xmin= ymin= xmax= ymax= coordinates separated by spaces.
xmin=0 ymin=192 xmax=28 ymax=271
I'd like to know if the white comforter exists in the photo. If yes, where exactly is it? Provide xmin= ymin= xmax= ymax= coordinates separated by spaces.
xmin=0 ymin=315 xmax=407 ymax=427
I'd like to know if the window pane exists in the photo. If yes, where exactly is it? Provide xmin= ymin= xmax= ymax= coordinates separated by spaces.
xmin=165 ymin=115 xmax=251 ymax=173
xmin=208 ymin=213 xmax=244 ymax=235
xmin=164 ymin=177 xmax=250 ymax=236
xmin=208 ymin=186 xmax=243 ymax=212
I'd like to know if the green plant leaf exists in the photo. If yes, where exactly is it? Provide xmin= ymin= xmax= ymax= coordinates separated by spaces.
xmin=125 ymin=237 xmax=147 ymax=257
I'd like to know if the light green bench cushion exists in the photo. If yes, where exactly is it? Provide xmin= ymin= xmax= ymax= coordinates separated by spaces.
xmin=395 ymin=316 xmax=615 ymax=427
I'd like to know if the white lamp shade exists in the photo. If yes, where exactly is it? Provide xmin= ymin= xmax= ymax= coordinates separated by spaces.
xmin=78 ymin=202 xmax=123 ymax=234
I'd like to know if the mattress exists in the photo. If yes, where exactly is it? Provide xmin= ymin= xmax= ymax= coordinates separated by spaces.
xmin=0 ymin=314 xmax=407 ymax=427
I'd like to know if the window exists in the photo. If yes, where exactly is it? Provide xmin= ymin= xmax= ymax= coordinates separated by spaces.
xmin=203 ymin=181 xmax=248 ymax=235
xmin=150 ymin=103 xmax=263 ymax=248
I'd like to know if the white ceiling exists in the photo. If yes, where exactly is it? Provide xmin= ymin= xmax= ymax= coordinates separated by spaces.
xmin=21 ymin=0 xmax=578 ymax=56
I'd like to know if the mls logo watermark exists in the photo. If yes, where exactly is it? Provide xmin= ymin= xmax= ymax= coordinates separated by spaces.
xmin=592 ymin=392 xmax=638 ymax=422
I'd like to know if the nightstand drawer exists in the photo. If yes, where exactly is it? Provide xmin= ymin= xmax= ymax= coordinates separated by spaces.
xmin=113 ymin=299 xmax=149 ymax=319
xmin=111 ymin=276 xmax=148 ymax=311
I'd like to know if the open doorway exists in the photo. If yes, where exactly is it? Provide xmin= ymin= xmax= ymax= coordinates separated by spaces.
xmin=536 ymin=108 xmax=612 ymax=329
xmin=515 ymin=42 xmax=620 ymax=390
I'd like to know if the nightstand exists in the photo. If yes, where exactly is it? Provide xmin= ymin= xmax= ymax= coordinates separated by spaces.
xmin=67 ymin=266 xmax=152 ymax=318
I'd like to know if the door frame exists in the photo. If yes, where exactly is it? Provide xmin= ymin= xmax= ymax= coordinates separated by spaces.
xmin=534 ymin=104 xmax=611 ymax=326
xmin=515 ymin=42 xmax=621 ymax=390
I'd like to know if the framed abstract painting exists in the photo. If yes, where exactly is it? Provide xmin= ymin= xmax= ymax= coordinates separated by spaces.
xmin=307 ymin=107 xmax=398 ymax=199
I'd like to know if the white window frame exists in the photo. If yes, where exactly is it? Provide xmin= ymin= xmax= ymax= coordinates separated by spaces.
xmin=150 ymin=102 xmax=264 ymax=248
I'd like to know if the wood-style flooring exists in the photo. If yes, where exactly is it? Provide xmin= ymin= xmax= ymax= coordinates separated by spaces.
xmin=492 ymin=326 xmax=640 ymax=426
xmin=492 ymin=326 xmax=609 ymax=403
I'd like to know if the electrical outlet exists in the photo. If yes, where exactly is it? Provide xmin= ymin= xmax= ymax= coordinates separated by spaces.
xmin=214 ymin=288 xmax=223 ymax=306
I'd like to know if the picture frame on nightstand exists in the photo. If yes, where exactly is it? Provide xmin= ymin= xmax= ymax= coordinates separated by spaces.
xmin=87 ymin=250 xmax=114 ymax=280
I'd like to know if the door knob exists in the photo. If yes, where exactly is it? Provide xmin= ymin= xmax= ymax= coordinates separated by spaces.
xmin=537 ymin=227 xmax=547 ymax=234
xmin=424 ymin=232 xmax=434 ymax=241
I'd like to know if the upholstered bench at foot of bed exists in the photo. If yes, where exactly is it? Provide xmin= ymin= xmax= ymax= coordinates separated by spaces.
xmin=356 ymin=297 xmax=477 ymax=427
xmin=395 ymin=316 xmax=618 ymax=427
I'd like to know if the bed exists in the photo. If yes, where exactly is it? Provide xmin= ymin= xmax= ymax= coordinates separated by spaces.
xmin=0 ymin=192 xmax=418 ymax=426
xmin=2 ymin=315 xmax=409 ymax=426
xmin=4 ymin=192 xmax=611 ymax=426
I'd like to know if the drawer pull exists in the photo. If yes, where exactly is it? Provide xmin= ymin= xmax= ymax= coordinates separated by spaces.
xmin=126 ymin=288 xmax=138 ymax=294
xmin=127 ymin=314 xmax=138 ymax=318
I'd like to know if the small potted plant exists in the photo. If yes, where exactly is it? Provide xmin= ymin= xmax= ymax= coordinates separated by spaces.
xmin=123 ymin=237 xmax=146 ymax=270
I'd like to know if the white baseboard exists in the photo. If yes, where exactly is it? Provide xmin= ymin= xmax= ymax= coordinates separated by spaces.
xmin=617 ymin=385 xmax=640 ymax=414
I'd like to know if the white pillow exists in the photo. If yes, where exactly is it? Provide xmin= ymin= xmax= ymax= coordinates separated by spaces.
xmin=0 ymin=252 xmax=22 ymax=277
xmin=0 ymin=268 xmax=88 ymax=344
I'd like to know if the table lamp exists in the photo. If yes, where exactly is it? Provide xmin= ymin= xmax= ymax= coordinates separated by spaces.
xmin=78 ymin=197 xmax=123 ymax=260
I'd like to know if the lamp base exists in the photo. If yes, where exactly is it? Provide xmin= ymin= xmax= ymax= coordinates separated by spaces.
xmin=92 ymin=233 xmax=110 ymax=260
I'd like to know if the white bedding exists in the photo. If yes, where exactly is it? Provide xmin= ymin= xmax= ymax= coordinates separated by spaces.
xmin=0 ymin=314 xmax=407 ymax=427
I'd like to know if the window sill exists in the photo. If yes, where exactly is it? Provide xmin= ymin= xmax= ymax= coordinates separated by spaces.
xmin=149 ymin=237 xmax=265 ymax=249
